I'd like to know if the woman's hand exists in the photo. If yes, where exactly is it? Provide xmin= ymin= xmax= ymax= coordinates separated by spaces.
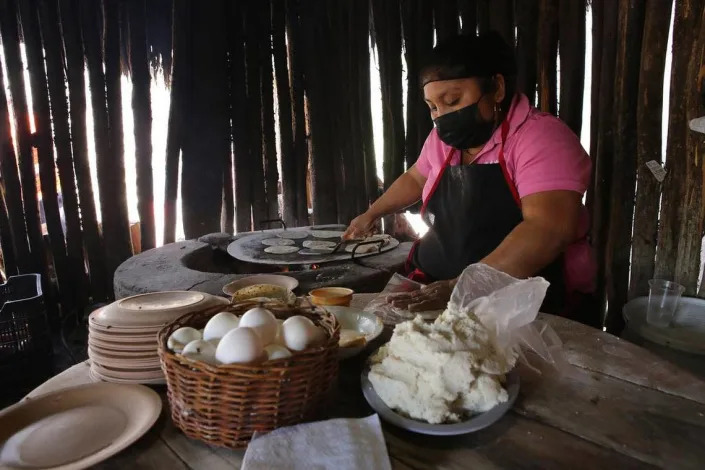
xmin=386 ymin=279 xmax=457 ymax=312
xmin=343 ymin=212 xmax=378 ymax=240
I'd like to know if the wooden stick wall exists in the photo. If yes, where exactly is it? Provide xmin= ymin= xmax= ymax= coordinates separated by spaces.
xmin=0 ymin=0 xmax=702 ymax=331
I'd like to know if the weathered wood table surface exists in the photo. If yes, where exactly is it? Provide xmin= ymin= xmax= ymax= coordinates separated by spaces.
xmin=26 ymin=294 xmax=705 ymax=469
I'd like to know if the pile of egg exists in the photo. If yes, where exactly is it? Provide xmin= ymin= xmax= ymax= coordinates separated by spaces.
xmin=167 ymin=307 xmax=327 ymax=365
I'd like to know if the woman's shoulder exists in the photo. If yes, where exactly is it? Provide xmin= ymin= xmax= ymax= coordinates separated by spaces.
xmin=514 ymin=108 xmax=585 ymax=154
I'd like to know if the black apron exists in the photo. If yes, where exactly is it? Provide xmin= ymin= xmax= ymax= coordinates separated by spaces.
xmin=406 ymin=117 xmax=565 ymax=314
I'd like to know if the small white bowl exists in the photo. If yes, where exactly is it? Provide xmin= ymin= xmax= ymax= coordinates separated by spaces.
xmin=222 ymin=274 xmax=299 ymax=297
xmin=324 ymin=306 xmax=384 ymax=359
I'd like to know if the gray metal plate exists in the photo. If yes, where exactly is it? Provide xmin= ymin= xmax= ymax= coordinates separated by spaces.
xmin=227 ymin=227 xmax=400 ymax=265
xmin=361 ymin=368 xmax=520 ymax=435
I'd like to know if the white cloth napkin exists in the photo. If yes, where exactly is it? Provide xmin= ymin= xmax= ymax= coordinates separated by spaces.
xmin=241 ymin=414 xmax=392 ymax=470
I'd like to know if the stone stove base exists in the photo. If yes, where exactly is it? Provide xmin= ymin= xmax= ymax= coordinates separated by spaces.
xmin=114 ymin=233 xmax=412 ymax=299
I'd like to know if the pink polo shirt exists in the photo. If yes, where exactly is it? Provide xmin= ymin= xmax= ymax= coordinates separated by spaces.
xmin=415 ymin=93 xmax=596 ymax=294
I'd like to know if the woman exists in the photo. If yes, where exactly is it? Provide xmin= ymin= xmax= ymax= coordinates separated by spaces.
xmin=344 ymin=32 xmax=595 ymax=317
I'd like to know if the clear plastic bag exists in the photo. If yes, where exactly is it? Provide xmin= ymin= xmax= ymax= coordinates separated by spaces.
xmin=450 ymin=263 xmax=566 ymax=374
xmin=365 ymin=264 xmax=567 ymax=373
xmin=363 ymin=273 xmax=426 ymax=325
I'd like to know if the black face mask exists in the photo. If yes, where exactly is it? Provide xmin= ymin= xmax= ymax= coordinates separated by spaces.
xmin=433 ymin=99 xmax=495 ymax=149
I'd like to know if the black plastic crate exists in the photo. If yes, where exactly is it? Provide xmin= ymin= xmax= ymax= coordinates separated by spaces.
xmin=0 ymin=274 xmax=53 ymax=399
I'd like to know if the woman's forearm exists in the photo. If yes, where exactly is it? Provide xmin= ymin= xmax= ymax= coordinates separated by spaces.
xmin=481 ymin=220 xmax=571 ymax=278
xmin=367 ymin=168 xmax=425 ymax=219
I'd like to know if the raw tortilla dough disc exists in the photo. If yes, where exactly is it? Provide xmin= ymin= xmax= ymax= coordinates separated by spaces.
xmin=302 ymin=240 xmax=337 ymax=249
xmin=261 ymin=238 xmax=296 ymax=246
xmin=264 ymin=245 xmax=300 ymax=254
xmin=309 ymin=230 xmax=345 ymax=239
xmin=276 ymin=230 xmax=309 ymax=240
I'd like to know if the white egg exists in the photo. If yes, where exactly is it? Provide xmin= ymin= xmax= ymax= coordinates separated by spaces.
xmin=203 ymin=312 xmax=240 ymax=341
xmin=180 ymin=339 xmax=218 ymax=365
xmin=265 ymin=344 xmax=292 ymax=360
xmin=215 ymin=327 xmax=263 ymax=364
xmin=167 ymin=327 xmax=202 ymax=353
xmin=239 ymin=308 xmax=278 ymax=345
xmin=281 ymin=316 xmax=318 ymax=351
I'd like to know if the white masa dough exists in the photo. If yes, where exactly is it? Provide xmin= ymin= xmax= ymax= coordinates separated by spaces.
xmin=368 ymin=308 xmax=515 ymax=424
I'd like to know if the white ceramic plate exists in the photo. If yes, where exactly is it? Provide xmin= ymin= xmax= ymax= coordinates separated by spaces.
xmin=0 ymin=382 xmax=161 ymax=470
xmin=361 ymin=369 xmax=520 ymax=436
xmin=623 ymin=296 xmax=705 ymax=355
xmin=92 ymin=292 xmax=228 ymax=328
xmin=324 ymin=306 xmax=384 ymax=359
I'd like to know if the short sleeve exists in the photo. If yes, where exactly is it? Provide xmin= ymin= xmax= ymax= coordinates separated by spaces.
xmin=413 ymin=131 xmax=436 ymax=178
xmin=511 ymin=115 xmax=591 ymax=198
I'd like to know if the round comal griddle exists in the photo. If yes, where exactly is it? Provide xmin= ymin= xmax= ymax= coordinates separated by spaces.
xmin=227 ymin=227 xmax=400 ymax=265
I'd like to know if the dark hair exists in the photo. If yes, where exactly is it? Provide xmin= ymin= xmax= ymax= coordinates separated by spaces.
xmin=420 ymin=31 xmax=517 ymax=112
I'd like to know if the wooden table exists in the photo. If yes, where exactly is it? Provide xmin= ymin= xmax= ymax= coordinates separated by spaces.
xmin=25 ymin=294 xmax=705 ymax=469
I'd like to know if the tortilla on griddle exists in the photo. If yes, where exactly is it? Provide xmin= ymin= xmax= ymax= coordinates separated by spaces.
xmin=302 ymin=240 xmax=337 ymax=249
xmin=261 ymin=238 xmax=296 ymax=246
xmin=264 ymin=245 xmax=300 ymax=254
xmin=276 ymin=230 xmax=309 ymax=240
xmin=309 ymin=230 xmax=345 ymax=239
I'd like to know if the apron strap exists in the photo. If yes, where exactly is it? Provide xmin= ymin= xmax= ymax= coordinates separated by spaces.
xmin=498 ymin=118 xmax=522 ymax=208
xmin=419 ymin=147 xmax=456 ymax=217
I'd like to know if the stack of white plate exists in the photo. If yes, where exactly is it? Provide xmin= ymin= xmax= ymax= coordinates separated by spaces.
xmin=88 ymin=291 xmax=229 ymax=384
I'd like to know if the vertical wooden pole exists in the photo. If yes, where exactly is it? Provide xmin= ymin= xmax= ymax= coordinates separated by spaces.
xmin=558 ymin=0 xmax=586 ymax=135
xmin=515 ymin=0 xmax=539 ymax=106
xmin=286 ymin=0 xmax=309 ymax=225
xmin=0 ymin=0 xmax=44 ymax=275
xmin=39 ymin=0 xmax=88 ymax=307
xmin=489 ymin=0 xmax=514 ymax=45
xmin=673 ymin=1 xmax=705 ymax=295
xmin=371 ymin=0 xmax=405 ymax=193
xmin=630 ymin=0 xmax=672 ymax=299
xmin=103 ymin=0 xmax=133 ymax=272
xmin=476 ymin=0 xmax=490 ymax=34
xmin=260 ymin=0 xmax=279 ymax=221
xmin=273 ymin=0 xmax=296 ymax=227
xmin=180 ymin=0 xmax=229 ymax=238
xmin=353 ymin=0 xmax=378 ymax=209
xmin=0 ymin=33 xmax=30 ymax=271
xmin=590 ymin=0 xmax=619 ymax=323
xmin=229 ymin=0 xmax=252 ymax=232
xmin=163 ymin=0 xmax=188 ymax=242
xmin=59 ymin=0 xmax=107 ymax=300
xmin=433 ymin=0 xmax=459 ymax=43
xmin=18 ymin=0 xmax=71 ymax=315
xmin=458 ymin=0 xmax=477 ymax=34
xmin=127 ymin=0 xmax=156 ymax=250
xmin=586 ymin=0 xmax=604 ymax=213
xmin=0 ymin=187 xmax=16 ymax=275
xmin=300 ymin=1 xmax=337 ymax=224
xmin=604 ymin=0 xmax=646 ymax=333
xmin=537 ymin=0 xmax=559 ymax=115
xmin=0 ymin=67 xmax=30 ymax=272
xmin=244 ymin=0 xmax=267 ymax=228
xmin=402 ymin=0 xmax=433 ymax=172
xmin=655 ymin=0 xmax=703 ymax=288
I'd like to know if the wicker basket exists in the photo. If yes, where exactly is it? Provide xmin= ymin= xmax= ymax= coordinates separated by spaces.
xmin=158 ymin=299 xmax=340 ymax=448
